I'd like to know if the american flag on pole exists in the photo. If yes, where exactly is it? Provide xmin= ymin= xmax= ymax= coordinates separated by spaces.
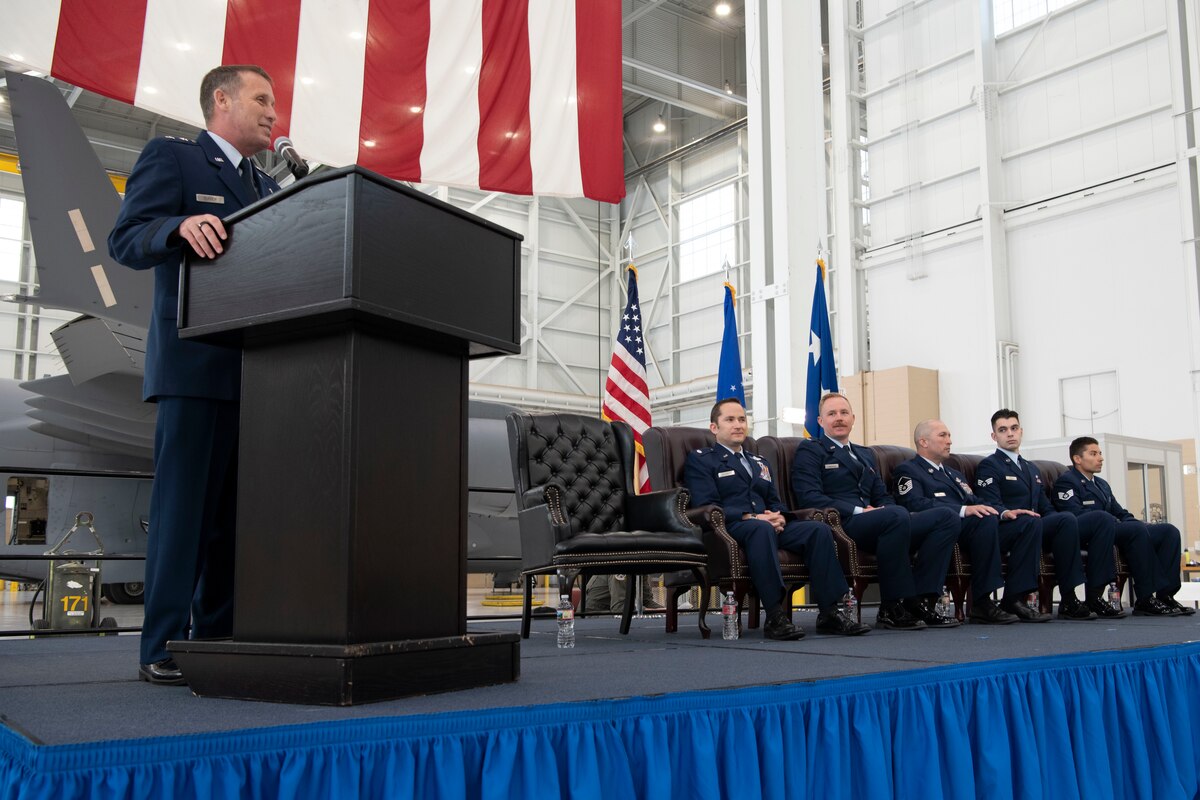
xmin=602 ymin=265 xmax=651 ymax=494
xmin=1 ymin=0 xmax=624 ymax=202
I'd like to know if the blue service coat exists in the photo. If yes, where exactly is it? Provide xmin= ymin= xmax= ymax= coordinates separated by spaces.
xmin=790 ymin=435 xmax=893 ymax=519
xmin=684 ymin=445 xmax=784 ymax=518
xmin=892 ymin=457 xmax=980 ymax=512
xmin=1054 ymin=465 xmax=1178 ymax=597
xmin=1052 ymin=467 xmax=1135 ymax=521
xmin=684 ymin=444 xmax=847 ymax=609
xmin=973 ymin=450 xmax=1053 ymax=515
xmin=108 ymin=131 xmax=280 ymax=402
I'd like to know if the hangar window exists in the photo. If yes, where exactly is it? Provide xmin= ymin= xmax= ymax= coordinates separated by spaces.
xmin=0 ymin=196 xmax=25 ymax=284
xmin=994 ymin=0 xmax=1078 ymax=36
xmin=678 ymin=184 xmax=736 ymax=283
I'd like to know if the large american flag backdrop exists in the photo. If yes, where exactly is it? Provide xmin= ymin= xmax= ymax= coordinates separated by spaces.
xmin=1 ymin=0 xmax=625 ymax=202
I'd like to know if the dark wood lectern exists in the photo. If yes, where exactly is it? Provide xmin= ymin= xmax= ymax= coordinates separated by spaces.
xmin=170 ymin=166 xmax=522 ymax=705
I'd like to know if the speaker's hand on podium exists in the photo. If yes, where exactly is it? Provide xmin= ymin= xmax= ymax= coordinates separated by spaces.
xmin=180 ymin=214 xmax=227 ymax=259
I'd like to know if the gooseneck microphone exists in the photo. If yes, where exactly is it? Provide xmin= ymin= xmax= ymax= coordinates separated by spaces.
xmin=273 ymin=136 xmax=310 ymax=179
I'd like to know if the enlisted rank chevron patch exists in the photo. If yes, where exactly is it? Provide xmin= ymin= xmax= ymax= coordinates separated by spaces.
xmin=977 ymin=477 xmax=994 ymax=487
xmin=1058 ymin=489 xmax=1074 ymax=501
xmin=898 ymin=477 xmax=912 ymax=495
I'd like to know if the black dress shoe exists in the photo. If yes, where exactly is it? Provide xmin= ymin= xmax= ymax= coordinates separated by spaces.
xmin=1087 ymin=597 xmax=1128 ymax=618
xmin=1132 ymin=596 xmax=1175 ymax=617
xmin=970 ymin=598 xmax=1017 ymax=625
xmin=904 ymin=597 xmax=961 ymax=628
xmin=138 ymin=659 xmax=186 ymax=686
xmin=875 ymin=601 xmax=927 ymax=631
xmin=1159 ymin=594 xmax=1196 ymax=616
xmin=999 ymin=599 xmax=1052 ymax=623
xmin=1057 ymin=596 xmax=1097 ymax=620
xmin=763 ymin=611 xmax=806 ymax=640
xmin=815 ymin=607 xmax=871 ymax=636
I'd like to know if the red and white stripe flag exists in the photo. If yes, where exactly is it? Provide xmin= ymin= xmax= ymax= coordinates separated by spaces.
xmin=1 ymin=0 xmax=624 ymax=202
xmin=602 ymin=265 xmax=651 ymax=494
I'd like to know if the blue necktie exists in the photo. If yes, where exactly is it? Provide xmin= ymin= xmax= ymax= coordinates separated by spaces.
xmin=240 ymin=158 xmax=258 ymax=199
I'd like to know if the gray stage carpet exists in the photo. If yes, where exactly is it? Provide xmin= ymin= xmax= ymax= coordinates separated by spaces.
xmin=2 ymin=608 xmax=1198 ymax=746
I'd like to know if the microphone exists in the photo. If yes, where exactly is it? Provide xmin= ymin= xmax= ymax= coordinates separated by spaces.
xmin=273 ymin=136 xmax=310 ymax=179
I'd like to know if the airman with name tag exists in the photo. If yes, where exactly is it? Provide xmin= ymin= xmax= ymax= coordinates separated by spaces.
xmin=892 ymin=420 xmax=1047 ymax=624
xmin=684 ymin=399 xmax=870 ymax=639
xmin=790 ymin=393 xmax=961 ymax=631
xmin=1052 ymin=437 xmax=1190 ymax=617
xmin=974 ymin=410 xmax=1112 ymax=620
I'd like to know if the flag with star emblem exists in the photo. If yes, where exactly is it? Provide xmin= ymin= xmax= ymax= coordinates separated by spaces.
xmin=803 ymin=258 xmax=839 ymax=438
xmin=716 ymin=282 xmax=745 ymax=406
xmin=602 ymin=265 xmax=651 ymax=493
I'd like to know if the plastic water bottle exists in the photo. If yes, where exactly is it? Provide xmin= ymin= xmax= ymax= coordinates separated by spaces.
xmin=556 ymin=594 xmax=575 ymax=649
xmin=936 ymin=585 xmax=951 ymax=618
xmin=1108 ymin=581 xmax=1121 ymax=611
xmin=843 ymin=591 xmax=857 ymax=621
xmin=722 ymin=591 xmax=739 ymax=640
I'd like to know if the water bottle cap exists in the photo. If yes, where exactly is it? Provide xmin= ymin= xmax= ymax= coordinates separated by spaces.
xmin=560 ymin=594 xmax=570 ymax=601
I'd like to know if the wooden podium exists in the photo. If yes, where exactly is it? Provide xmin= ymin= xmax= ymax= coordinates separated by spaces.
xmin=171 ymin=166 xmax=522 ymax=705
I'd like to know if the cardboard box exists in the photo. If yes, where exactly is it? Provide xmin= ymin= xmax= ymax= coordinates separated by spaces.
xmin=840 ymin=366 xmax=939 ymax=446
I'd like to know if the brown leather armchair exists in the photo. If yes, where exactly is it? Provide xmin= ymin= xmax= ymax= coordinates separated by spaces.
xmin=507 ymin=412 xmax=711 ymax=639
xmin=642 ymin=425 xmax=826 ymax=632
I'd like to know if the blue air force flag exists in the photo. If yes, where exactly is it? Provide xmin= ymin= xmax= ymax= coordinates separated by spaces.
xmin=803 ymin=259 xmax=839 ymax=438
xmin=716 ymin=282 xmax=745 ymax=405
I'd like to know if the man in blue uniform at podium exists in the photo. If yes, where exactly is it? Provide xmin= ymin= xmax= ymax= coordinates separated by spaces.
xmin=108 ymin=65 xmax=281 ymax=685
xmin=684 ymin=399 xmax=870 ymax=639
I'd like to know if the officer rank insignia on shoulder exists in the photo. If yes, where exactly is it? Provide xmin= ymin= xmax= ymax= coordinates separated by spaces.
xmin=977 ymin=477 xmax=994 ymax=487
xmin=759 ymin=463 xmax=771 ymax=481
xmin=1058 ymin=489 xmax=1074 ymax=501
xmin=897 ymin=477 xmax=912 ymax=495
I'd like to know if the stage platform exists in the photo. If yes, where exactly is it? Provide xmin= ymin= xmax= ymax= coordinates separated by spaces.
xmin=2 ymin=609 xmax=1200 ymax=798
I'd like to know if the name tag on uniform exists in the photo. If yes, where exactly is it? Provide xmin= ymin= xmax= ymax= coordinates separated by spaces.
xmin=1005 ymin=475 xmax=1018 ymax=481
xmin=1082 ymin=500 xmax=1095 ymax=505
xmin=196 ymin=193 xmax=225 ymax=204
xmin=933 ymin=492 xmax=946 ymax=497
xmin=717 ymin=470 xmax=736 ymax=478
xmin=825 ymin=463 xmax=839 ymax=469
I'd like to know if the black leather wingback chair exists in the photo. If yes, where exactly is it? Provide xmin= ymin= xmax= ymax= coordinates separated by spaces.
xmin=507 ymin=412 xmax=710 ymax=639
xmin=643 ymin=425 xmax=825 ymax=632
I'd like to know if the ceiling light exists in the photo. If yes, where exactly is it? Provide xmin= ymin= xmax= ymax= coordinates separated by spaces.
xmin=300 ymin=77 xmax=315 ymax=86
xmin=409 ymin=105 xmax=422 ymax=113
xmin=142 ymin=86 xmax=158 ymax=95
xmin=9 ymin=54 xmax=23 ymax=62
xmin=724 ymin=80 xmax=733 ymax=95
xmin=362 ymin=139 xmax=376 ymax=148
xmin=652 ymin=115 xmax=666 ymax=133
xmin=175 ymin=42 xmax=192 ymax=52
xmin=714 ymin=2 xmax=731 ymax=17
xmin=348 ymin=31 xmax=363 ymax=40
